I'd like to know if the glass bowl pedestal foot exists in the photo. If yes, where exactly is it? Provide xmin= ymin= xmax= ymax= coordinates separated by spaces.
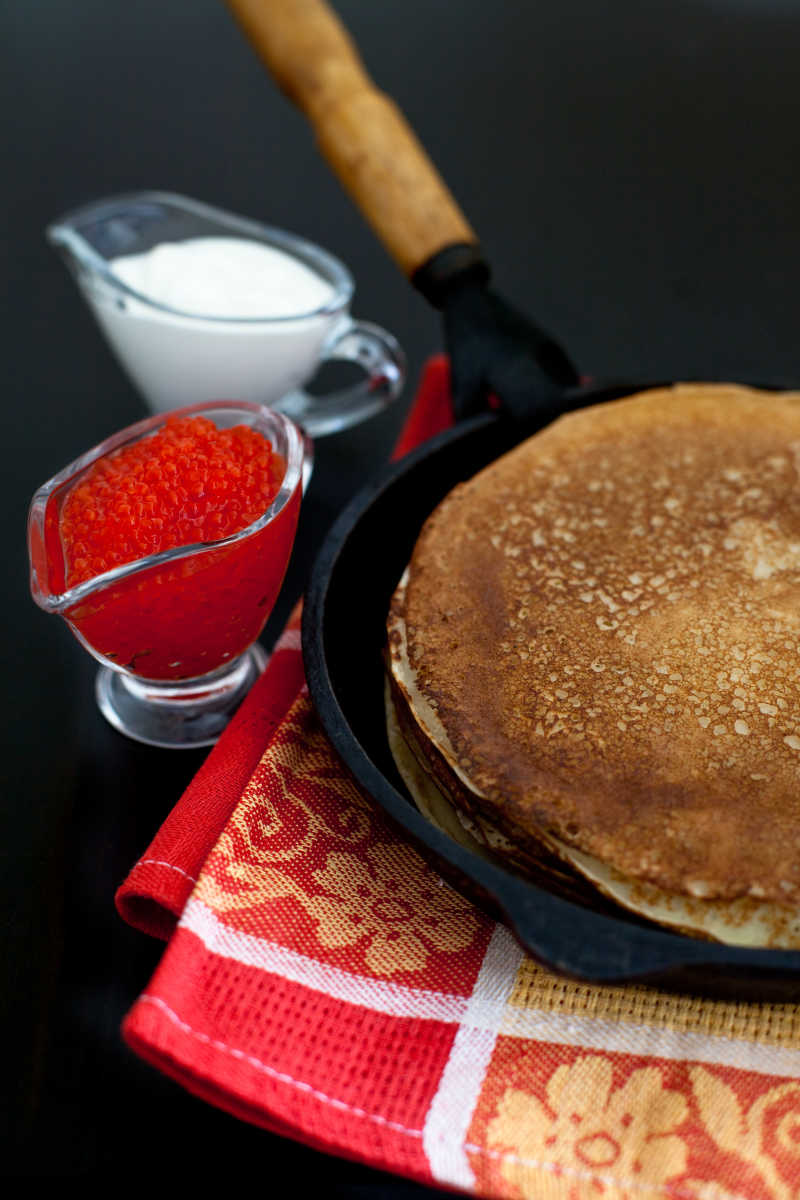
xmin=95 ymin=643 xmax=268 ymax=749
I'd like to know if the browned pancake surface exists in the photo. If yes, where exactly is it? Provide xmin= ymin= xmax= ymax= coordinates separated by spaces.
xmin=396 ymin=384 xmax=800 ymax=904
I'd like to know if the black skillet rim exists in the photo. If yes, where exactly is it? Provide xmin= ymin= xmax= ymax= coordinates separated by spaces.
xmin=302 ymin=378 xmax=800 ymax=1000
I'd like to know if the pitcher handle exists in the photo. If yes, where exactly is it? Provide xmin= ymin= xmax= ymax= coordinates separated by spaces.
xmin=276 ymin=318 xmax=406 ymax=438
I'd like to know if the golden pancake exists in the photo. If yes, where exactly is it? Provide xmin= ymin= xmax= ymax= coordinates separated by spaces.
xmin=385 ymin=666 xmax=640 ymax=921
xmin=386 ymin=654 xmax=800 ymax=948
xmin=387 ymin=384 xmax=800 ymax=934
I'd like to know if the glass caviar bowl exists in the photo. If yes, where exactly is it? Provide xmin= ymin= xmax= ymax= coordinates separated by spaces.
xmin=28 ymin=401 xmax=305 ymax=748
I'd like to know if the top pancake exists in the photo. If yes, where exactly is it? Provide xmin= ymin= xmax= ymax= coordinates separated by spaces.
xmin=392 ymin=384 xmax=800 ymax=905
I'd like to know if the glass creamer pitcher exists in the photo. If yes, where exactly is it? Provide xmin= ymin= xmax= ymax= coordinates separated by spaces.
xmin=47 ymin=191 xmax=406 ymax=438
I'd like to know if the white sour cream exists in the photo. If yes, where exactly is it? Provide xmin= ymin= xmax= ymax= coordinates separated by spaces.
xmin=91 ymin=236 xmax=346 ymax=414
xmin=110 ymin=236 xmax=334 ymax=319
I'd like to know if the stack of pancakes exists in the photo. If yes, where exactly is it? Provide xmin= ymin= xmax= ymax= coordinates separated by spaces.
xmin=386 ymin=384 xmax=800 ymax=947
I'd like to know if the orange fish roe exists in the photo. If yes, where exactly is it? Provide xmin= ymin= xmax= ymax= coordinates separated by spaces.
xmin=61 ymin=416 xmax=285 ymax=587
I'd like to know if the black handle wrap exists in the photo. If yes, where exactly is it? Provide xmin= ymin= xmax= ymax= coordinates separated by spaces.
xmin=411 ymin=242 xmax=491 ymax=308
xmin=413 ymin=243 xmax=581 ymax=423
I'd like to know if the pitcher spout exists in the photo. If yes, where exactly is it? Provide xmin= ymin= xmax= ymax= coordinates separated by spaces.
xmin=46 ymin=192 xmax=190 ymax=305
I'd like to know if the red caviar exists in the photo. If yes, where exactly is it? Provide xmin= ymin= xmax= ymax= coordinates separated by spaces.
xmin=54 ymin=414 xmax=301 ymax=681
xmin=61 ymin=415 xmax=285 ymax=587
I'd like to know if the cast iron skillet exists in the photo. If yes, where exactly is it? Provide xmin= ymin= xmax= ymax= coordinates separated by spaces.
xmin=302 ymin=379 xmax=800 ymax=1001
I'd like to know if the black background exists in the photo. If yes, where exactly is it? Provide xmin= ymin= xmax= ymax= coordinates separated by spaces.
xmin=4 ymin=0 xmax=800 ymax=1183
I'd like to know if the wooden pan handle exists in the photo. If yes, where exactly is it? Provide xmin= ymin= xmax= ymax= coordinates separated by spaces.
xmin=223 ymin=0 xmax=478 ymax=278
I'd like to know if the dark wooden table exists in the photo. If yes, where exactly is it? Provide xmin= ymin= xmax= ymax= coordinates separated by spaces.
xmin=5 ymin=0 xmax=800 ymax=1181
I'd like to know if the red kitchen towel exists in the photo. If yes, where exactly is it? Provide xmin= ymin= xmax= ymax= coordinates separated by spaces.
xmin=119 ymin=359 xmax=800 ymax=1200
